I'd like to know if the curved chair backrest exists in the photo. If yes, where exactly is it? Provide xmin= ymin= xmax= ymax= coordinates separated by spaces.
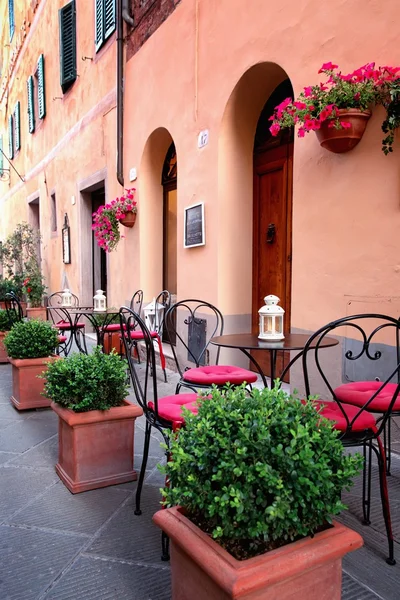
xmin=47 ymin=291 xmax=80 ymax=307
xmin=301 ymin=313 xmax=400 ymax=440
xmin=154 ymin=290 xmax=171 ymax=334
xmin=129 ymin=290 xmax=144 ymax=315
xmin=119 ymin=306 xmax=158 ymax=416
xmin=47 ymin=291 xmax=79 ymax=326
xmin=4 ymin=292 xmax=24 ymax=327
xmin=164 ymin=299 xmax=224 ymax=377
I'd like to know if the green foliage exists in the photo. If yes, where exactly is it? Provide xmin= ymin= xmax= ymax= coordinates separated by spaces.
xmin=381 ymin=78 xmax=400 ymax=154
xmin=4 ymin=319 xmax=59 ymax=359
xmin=22 ymin=267 xmax=46 ymax=308
xmin=0 ymin=278 xmax=22 ymax=301
xmin=0 ymin=309 xmax=18 ymax=332
xmin=0 ymin=222 xmax=40 ymax=278
xmin=162 ymin=385 xmax=363 ymax=559
xmin=92 ymin=309 xmax=119 ymax=327
xmin=43 ymin=347 xmax=129 ymax=412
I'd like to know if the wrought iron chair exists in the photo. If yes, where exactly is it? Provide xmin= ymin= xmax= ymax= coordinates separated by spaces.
xmin=47 ymin=291 xmax=86 ymax=355
xmin=4 ymin=292 xmax=24 ymax=327
xmin=119 ymin=306 xmax=199 ymax=560
xmin=301 ymin=314 xmax=399 ymax=566
xmin=164 ymin=299 xmax=258 ymax=394
xmin=100 ymin=290 xmax=144 ymax=357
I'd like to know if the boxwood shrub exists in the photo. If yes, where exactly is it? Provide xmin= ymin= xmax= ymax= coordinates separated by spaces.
xmin=43 ymin=347 xmax=129 ymax=412
xmin=162 ymin=384 xmax=363 ymax=560
xmin=0 ymin=309 xmax=17 ymax=332
xmin=4 ymin=319 xmax=59 ymax=358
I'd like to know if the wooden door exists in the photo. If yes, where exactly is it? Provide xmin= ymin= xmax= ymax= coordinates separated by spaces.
xmin=252 ymin=143 xmax=293 ymax=379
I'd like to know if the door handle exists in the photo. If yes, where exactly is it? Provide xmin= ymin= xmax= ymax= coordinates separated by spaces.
xmin=266 ymin=223 xmax=276 ymax=244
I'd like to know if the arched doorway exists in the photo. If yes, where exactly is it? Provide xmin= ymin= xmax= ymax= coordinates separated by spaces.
xmin=162 ymin=143 xmax=177 ymax=344
xmin=252 ymin=80 xmax=294 ymax=377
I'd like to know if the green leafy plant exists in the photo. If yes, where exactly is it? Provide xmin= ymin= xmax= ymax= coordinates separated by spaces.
xmin=42 ymin=347 xmax=129 ymax=412
xmin=0 ymin=223 xmax=41 ymax=279
xmin=92 ymin=308 xmax=119 ymax=327
xmin=162 ymin=384 xmax=362 ymax=560
xmin=0 ymin=309 xmax=18 ymax=332
xmin=4 ymin=319 xmax=59 ymax=359
xmin=22 ymin=266 xmax=46 ymax=307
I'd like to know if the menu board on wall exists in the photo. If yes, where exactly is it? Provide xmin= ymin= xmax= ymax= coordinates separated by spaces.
xmin=184 ymin=202 xmax=205 ymax=248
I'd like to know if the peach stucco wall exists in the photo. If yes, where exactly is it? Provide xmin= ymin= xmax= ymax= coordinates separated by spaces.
xmin=124 ymin=0 xmax=400 ymax=335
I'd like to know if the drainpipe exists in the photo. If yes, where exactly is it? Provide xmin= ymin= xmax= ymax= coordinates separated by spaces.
xmin=117 ymin=0 xmax=135 ymax=186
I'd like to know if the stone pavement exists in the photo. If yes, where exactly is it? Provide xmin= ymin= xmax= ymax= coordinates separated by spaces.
xmin=0 ymin=358 xmax=399 ymax=599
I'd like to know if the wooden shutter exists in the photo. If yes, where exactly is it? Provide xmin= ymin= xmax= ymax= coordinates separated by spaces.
xmin=14 ymin=101 xmax=20 ymax=152
xmin=37 ymin=54 xmax=46 ymax=119
xmin=8 ymin=0 xmax=14 ymax=41
xmin=59 ymin=0 xmax=77 ymax=93
xmin=0 ymin=136 xmax=3 ymax=176
xmin=8 ymin=115 xmax=14 ymax=160
xmin=27 ymin=76 xmax=35 ymax=133
xmin=104 ymin=0 xmax=116 ymax=41
xmin=95 ymin=0 xmax=103 ymax=52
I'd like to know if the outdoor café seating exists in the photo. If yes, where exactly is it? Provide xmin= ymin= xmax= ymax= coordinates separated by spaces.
xmin=301 ymin=313 xmax=399 ymax=566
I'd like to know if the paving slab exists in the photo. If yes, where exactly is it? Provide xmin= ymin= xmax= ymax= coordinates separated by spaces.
xmin=8 ymin=435 xmax=59 ymax=469
xmin=0 ymin=466 xmax=58 ymax=522
xmin=0 ymin=418 xmax=57 ymax=453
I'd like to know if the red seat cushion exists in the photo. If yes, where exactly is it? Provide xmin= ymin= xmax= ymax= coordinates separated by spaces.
xmin=129 ymin=330 xmax=158 ymax=340
xmin=102 ymin=323 xmax=124 ymax=332
xmin=58 ymin=335 xmax=67 ymax=343
xmin=148 ymin=393 xmax=198 ymax=425
xmin=312 ymin=399 xmax=377 ymax=433
xmin=183 ymin=365 xmax=258 ymax=385
xmin=334 ymin=381 xmax=400 ymax=413
xmin=57 ymin=320 xmax=85 ymax=330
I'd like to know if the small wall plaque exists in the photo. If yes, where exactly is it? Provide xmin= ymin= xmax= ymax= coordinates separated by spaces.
xmin=62 ymin=213 xmax=71 ymax=264
xmin=184 ymin=202 xmax=205 ymax=248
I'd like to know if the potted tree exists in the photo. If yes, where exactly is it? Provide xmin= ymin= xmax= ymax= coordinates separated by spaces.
xmin=43 ymin=347 xmax=143 ymax=493
xmin=0 ymin=308 xmax=18 ymax=363
xmin=4 ymin=319 xmax=60 ymax=409
xmin=153 ymin=385 xmax=363 ymax=600
xmin=23 ymin=265 xmax=47 ymax=321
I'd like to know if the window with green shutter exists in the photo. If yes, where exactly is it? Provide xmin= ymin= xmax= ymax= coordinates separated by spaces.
xmin=14 ymin=102 xmax=21 ymax=152
xmin=37 ymin=54 xmax=46 ymax=119
xmin=0 ymin=136 xmax=3 ymax=176
xmin=59 ymin=1 xmax=77 ymax=94
xmin=27 ymin=76 xmax=35 ymax=133
xmin=8 ymin=115 xmax=14 ymax=160
xmin=9 ymin=0 xmax=15 ymax=41
xmin=95 ymin=0 xmax=116 ymax=52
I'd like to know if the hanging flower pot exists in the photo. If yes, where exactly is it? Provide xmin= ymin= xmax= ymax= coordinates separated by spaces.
xmin=315 ymin=109 xmax=371 ymax=153
xmin=119 ymin=211 xmax=137 ymax=228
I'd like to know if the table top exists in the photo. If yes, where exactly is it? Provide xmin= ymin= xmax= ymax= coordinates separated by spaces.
xmin=48 ymin=307 xmax=118 ymax=315
xmin=210 ymin=332 xmax=339 ymax=351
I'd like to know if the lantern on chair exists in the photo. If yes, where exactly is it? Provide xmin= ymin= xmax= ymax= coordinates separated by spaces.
xmin=93 ymin=289 xmax=107 ymax=312
xmin=61 ymin=289 xmax=73 ymax=307
xmin=143 ymin=297 xmax=165 ymax=335
xmin=258 ymin=295 xmax=285 ymax=341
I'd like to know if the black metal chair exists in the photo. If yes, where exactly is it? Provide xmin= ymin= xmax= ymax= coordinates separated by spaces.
xmin=130 ymin=289 xmax=144 ymax=314
xmin=119 ymin=306 xmax=199 ymax=560
xmin=101 ymin=290 xmax=145 ymax=358
xmin=301 ymin=314 xmax=399 ymax=565
xmin=47 ymin=291 xmax=86 ymax=355
xmin=164 ymin=299 xmax=258 ymax=394
xmin=4 ymin=292 xmax=24 ymax=327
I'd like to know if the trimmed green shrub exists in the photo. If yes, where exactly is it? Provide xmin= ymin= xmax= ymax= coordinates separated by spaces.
xmin=4 ymin=319 xmax=59 ymax=359
xmin=0 ymin=309 xmax=18 ymax=332
xmin=43 ymin=347 xmax=129 ymax=412
xmin=161 ymin=384 xmax=363 ymax=560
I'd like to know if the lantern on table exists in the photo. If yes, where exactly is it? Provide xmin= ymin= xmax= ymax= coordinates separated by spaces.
xmin=93 ymin=289 xmax=107 ymax=312
xmin=258 ymin=295 xmax=285 ymax=340
xmin=61 ymin=288 xmax=73 ymax=307
xmin=143 ymin=297 xmax=165 ymax=335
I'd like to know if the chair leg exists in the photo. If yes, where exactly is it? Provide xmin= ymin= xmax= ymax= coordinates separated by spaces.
xmin=362 ymin=440 xmax=372 ymax=525
xmin=385 ymin=417 xmax=392 ymax=476
xmin=161 ymin=531 xmax=170 ymax=561
xmin=135 ymin=420 xmax=152 ymax=516
xmin=373 ymin=438 xmax=396 ymax=565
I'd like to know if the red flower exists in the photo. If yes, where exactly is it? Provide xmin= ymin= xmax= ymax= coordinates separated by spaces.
xmin=318 ymin=62 xmax=338 ymax=73
xmin=27 ymin=287 xmax=32 ymax=293
xmin=269 ymin=123 xmax=281 ymax=136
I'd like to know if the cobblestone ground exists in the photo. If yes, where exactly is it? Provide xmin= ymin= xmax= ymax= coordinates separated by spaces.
xmin=0 ymin=356 xmax=399 ymax=599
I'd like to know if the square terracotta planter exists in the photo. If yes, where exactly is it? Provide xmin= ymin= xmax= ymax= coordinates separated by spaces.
xmin=153 ymin=507 xmax=363 ymax=600
xmin=9 ymin=356 xmax=58 ymax=410
xmin=26 ymin=306 xmax=48 ymax=321
xmin=103 ymin=331 xmax=126 ymax=355
xmin=0 ymin=331 xmax=9 ymax=363
xmin=51 ymin=400 xmax=143 ymax=494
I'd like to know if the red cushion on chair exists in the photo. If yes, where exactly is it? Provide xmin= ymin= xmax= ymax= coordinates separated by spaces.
xmin=58 ymin=335 xmax=67 ymax=343
xmin=334 ymin=381 xmax=400 ymax=413
xmin=129 ymin=330 xmax=158 ymax=340
xmin=148 ymin=393 xmax=198 ymax=425
xmin=183 ymin=365 xmax=258 ymax=385
xmin=57 ymin=320 xmax=85 ymax=330
xmin=102 ymin=323 xmax=123 ymax=332
xmin=312 ymin=399 xmax=377 ymax=432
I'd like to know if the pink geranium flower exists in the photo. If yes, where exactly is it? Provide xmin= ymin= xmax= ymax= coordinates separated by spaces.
xmin=92 ymin=187 xmax=138 ymax=252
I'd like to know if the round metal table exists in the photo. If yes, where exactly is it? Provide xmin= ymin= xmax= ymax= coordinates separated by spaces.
xmin=210 ymin=333 xmax=339 ymax=387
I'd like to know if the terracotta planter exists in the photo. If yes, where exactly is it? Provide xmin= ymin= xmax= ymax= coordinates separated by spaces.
xmin=51 ymin=399 xmax=143 ymax=493
xmin=316 ymin=109 xmax=371 ymax=153
xmin=120 ymin=211 xmax=137 ymax=228
xmin=0 ymin=331 xmax=9 ymax=363
xmin=26 ymin=306 xmax=48 ymax=321
xmin=102 ymin=330 xmax=126 ymax=356
xmin=153 ymin=507 xmax=363 ymax=600
xmin=9 ymin=356 xmax=59 ymax=410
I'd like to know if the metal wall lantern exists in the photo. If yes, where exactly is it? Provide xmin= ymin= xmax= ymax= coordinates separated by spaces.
xmin=143 ymin=297 xmax=165 ymax=335
xmin=258 ymin=295 xmax=285 ymax=341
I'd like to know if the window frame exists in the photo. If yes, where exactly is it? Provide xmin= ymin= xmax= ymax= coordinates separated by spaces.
xmin=59 ymin=0 xmax=77 ymax=94
xmin=9 ymin=0 xmax=15 ymax=41
xmin=95 ymin=0 xmax=116 ymax=53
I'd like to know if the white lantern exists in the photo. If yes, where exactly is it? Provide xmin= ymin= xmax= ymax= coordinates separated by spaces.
xmin=61 ymin=288 xmax=73 ymax=307
xmin=258 ymin=295 xmax=285 ymax=341
xmin=93 ymin=289 xmax=107 ymax=312
xmin=143 ymin=297 xmax=165 ymax=334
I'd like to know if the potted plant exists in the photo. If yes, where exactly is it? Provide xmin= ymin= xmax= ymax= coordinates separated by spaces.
xmin=23 ymin=266 xmax=47 ymax=321
xmin=4 ymin=319 xmax=60 ymax=410
xmin=43 ymin=347 xmax=143 ymax=493
xmin=92 ymin=188 xmax=138 ymax=252
xmin=153 ymin=385 xmax=363 ymax=600
xmin=0 ymin=309 xmax=18 ymax=363
xmin=269 ymin=62 xmax=400 ymax=153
